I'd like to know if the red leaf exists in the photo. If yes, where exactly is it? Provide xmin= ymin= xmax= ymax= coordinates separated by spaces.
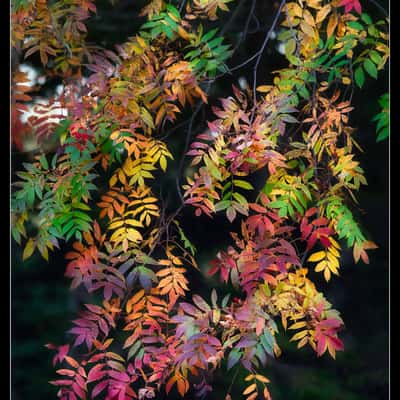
xmin=339 ymin=0 xmax=362 ymax=14
xmin=316 ymin=335 xmax=327 ymax=356
xmin=56 ymin=369 xmax=76 ymax=377
xmin=87 ymin=364 xmax=106 ymax=383
xmin=92 ymin=380 xmax=108 ymax=398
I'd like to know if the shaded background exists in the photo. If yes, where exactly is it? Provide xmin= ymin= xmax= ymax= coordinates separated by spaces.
xmin=12 ymin=0 xmax=389 ymax=399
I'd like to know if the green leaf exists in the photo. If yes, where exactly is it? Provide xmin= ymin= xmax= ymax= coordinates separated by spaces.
xmin=363 ymin=58 xmax=378 ymax=79
xmin=204 ymin=155 xmax=222 ymax=180
xmin=127 ymin=340 xmax=142 ymax=360
xmin=260 ymin=330 xmax=275 ymax=356
xmin=361 ymin=13 xmax=372 ymax=25
xmin=348 ymin=21 xmax=364 ymax=31
xmin=327 ymin=68 xmax=336 ymax=84
xmin=162 ymin=23 xmax=174 ymax=39
xmin=367 ymin=25 xmax=380 ymax=38
xmin=27 ymin=187 xmax=35 ymax=207
xmin=227 ymin=349 xmax=241 ymax=370
xmin=354 ymin=66 xmax=365 ymax=88
xmin=201 ymin=28 xmax=218 ymax=43
xmin=62 ymin=219 xmax=76 ymax=236
xmin=233 ymin=179 xmax=254 ymax=190
xmin=298 ymin=86 xmax=310 ymax=99
xmin=290 ymin=196 xmax=304 ymax=215
xmin=166 ymin=4 xmax=180 ymax=19
xmin=278 ymin=207 xmax=288 ymax=218
xmin=207 ymin=37 xmax=224 ymax=49
xmin=376 ymin=127 xmax=389 ymax=142
xmin=184 ymin=48 xmax=202 ymax=60
xmin=287 ymin=202 xmax=295 ymax=217
xmin=221 ymin=293 xmax=230 ymax=308
xmin=175 ymin=223 xmax=196 ymax=256
xmin=232 ymin=192 xmax=248 ymax=206
xmin=376 ymin=115 xmax=388 ymax=132
xmin=269 ymin=200 xmax=287 ymax=209
xmin=370 ymin=50 xmax=382 ymax=65
xmin=39 ymin=155 xmax=49 ymax=170
xmin=214 ymin=200 xmax=231 ymax=212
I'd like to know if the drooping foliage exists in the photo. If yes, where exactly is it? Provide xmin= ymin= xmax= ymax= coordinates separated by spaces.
xmin=11 ymin=0 xmax=389 ymax=399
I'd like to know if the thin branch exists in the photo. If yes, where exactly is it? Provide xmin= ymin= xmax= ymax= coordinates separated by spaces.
xmin=229 ymin=50 xmax=262 ymax=72
xmin=179 ymin=0 xmax=187 ymax=13
xmin=366 ymin=0 xmax=389 ymax=17
xmin=202 ymin=0 xmax=264 ymax=84
xmin=232 ymin=0 xmax=257 ymax=51
xmin=248 ymin=13 xmax=261 ymax=34
xmin=158 ymin=118 xmax=191 ymax=140
xmin=252 ymin=0 xmax=287 ymax=110
xmin=203 ymin=50 xmax=262 ymax=83
xmin=221 ymin=0 xmax=247 ymax=36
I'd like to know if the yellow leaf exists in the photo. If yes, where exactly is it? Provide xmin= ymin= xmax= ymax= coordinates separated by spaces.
xmin=110 ymin=130 xmax=120 ymax=140
xmin=38 ymin=243 xmax=49 ymax=261
xmin=110 ymin=227 xmax=126 ymax=242
xmin=326 ymin=13 xmax=338 ymax=38
xmin=303 ymin=10 xmax=315 ymax=27
xmin=254 ymin=374 xmax=270 ymax=383
xmin=178 ymin=26 xmax=190 ymax=40
xmin=140 ymin=107 xmax=155 ymax=129
xmin=324 ymin=267 xmax=331 ymax=281
xmin=125 ymin=219 xmax=143 ymax=227
xmin=297 ymin=336 xmax=308 ymax=349
xmin=315 ymin=260 xmax=326 ymax=272
xmin=289 ymin=321 xmax=307 ymax=330
xmin=287 ymin=2 xmax=303 ymax=18
xmin=329 ymin=237 xmax=340 ymax=249
xmin=109 ymin=220 xmax=124 ymax=230
xmin=160 ymin=155 xmax=167 ymax=172
xmin=243 ymin=383 xmax=257 ymax=395
xmin=274 ymin=343 xmax=282 ymax=357
xmin=328 ymin=245 xmax=340 ymax=257
xmin=308 ymin=251 xmax=326 ymax=262
xmin=342 ymin=76 xmax=351 ymax=85
xmin=142 ymin=197 xmax=158 ymax=204
xmin=23 ymin=238 xmax=35 ymax=260
xmin=136 ymin=36 xmax=147 ymax=49
xmin=263 ymin=387 xmax=272 ymax=400
xmin=126 ymin=290 xmax=144 ymax=313
xmin=109 ymin=174 xmax=118 ymax=187
xmin=256 ymin=85 xmax=272 ymax=93
xmin=326 ymin=253 xmax=339 ymax=267
xmin=126 ymin=229 xmax=143 ymax=242
xmin=316 ymin=4 xmax=331 ymax=24
xmin=290 ymin=330 xmax=308 ymax=341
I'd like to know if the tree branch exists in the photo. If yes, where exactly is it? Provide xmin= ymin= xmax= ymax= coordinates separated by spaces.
xmin=252 ymin=0 xmax=287 ymax=110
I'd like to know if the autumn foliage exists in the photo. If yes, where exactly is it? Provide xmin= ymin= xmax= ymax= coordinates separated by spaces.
xmin=11 ymin=0 xmax=389 ymax=399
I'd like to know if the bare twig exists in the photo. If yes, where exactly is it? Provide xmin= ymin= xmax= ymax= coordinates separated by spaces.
xmin=248 ymin=13 xmax=261 ymax=34
xmin=221 ymin=0 xmax=247 ymax=36
xmin=252 ymin=0 xmax=287 ymax=111
xmin=231 ymin=0 xmax=257 ymax=52
xmin=366 ymin=0 xmax=389 ymax=17
xmin=158 ymin=118 xmax=191 ymax=140
xmin=179 ymin=0 xmax=187 ymax=13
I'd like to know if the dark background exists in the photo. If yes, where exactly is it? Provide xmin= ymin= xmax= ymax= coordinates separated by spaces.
xmin=11 ymin=0 xmax=389 ymax=399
